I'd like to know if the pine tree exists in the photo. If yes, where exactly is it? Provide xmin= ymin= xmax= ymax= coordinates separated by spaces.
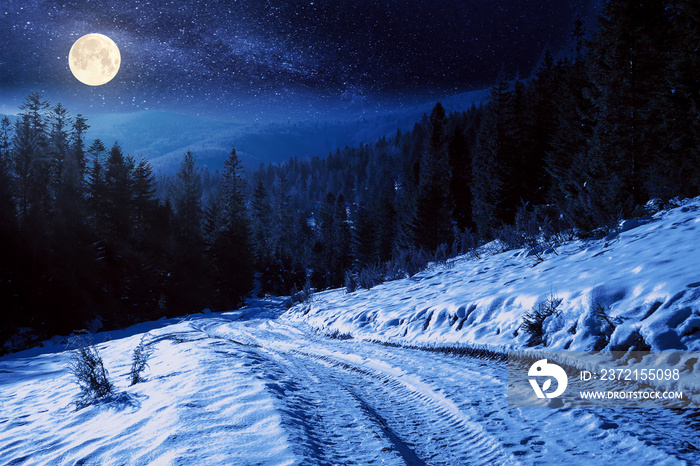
xmin=54 ymin=106 xmax=90 ymax=234
xmin=333 ymin=193 xmax=350 ymax=283
xmin=375 ymin=172 xmax=397 ymax=262
xmin=202 ymin=191 xmax=225 ymax=251
xmin=519 ymin=50 xmax=559 ymax=206
xmin=271 ymin=172 xmax=293 ymax=259
xmin=49 ymin=103 xmax=72 ymax=207
xmin=19 ymin=92 xmax=50 ymax=147
xmin=72 ymin=115 xmax=89 ymax=176
xmin=448 ymin=108 xmax=478 ymax=230
xmin=250 ymin=179 xmax=272 ymax=275
xmin=13 ymin=94 xmax=52 ymax=228
xmin=546 ymin=54 xmax=597 ymax=231
xmin=350 ymin=200 xmax=377 ymax=269
xmin=314 ymin=191 xmax=337 ymax=288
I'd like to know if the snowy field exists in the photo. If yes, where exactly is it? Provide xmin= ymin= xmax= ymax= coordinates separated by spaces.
xmin=2 ymin=303 xmax=699 ymax=464
xmin=1 ymin=199 xmax=700 ymax=464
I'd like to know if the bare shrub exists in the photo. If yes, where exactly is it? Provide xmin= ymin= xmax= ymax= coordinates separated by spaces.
xmin=326 ymin=329 xmax=353 ymax=340
xmin=68 ymin=335 xmax=113 ymax=408
xmin=291 ymin=273 xmax=315 ymax=303
xmin=452 ymin=226 xmax=481 ymax=259
xmin=537 ymin=204 xmax=575 ymax=246
xmin=610 ymin=328 xmax=651 ymax=352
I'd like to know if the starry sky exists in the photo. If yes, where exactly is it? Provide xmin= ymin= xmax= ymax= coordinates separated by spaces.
xmin=1 ymin=0 xmax=597 ymax=122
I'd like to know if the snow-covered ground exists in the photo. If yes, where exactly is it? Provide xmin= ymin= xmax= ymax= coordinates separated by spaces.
xmin=2 ymin=301 xmax=699 ymax=464
xmin=1 ymin=199 xmax=700 ymax=464
xmin=288 ymin=198 xmax=700 ymax=391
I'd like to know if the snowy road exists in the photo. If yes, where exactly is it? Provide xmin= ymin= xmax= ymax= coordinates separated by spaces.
xmin=1 ymin=303 xmax=699 ymax=465
xmin=192 ymin=309 xmax=700 ymax=465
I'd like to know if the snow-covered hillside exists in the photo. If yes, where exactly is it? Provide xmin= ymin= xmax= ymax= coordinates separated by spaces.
xmin=288 ymin=198 xmax=700 ymax=355
xmin=1 ymin=199 xmax=699 ymax=465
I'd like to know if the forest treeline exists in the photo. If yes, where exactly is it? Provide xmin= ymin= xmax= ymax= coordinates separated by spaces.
xmin=1 ymin=0 xmax=698 ymax=350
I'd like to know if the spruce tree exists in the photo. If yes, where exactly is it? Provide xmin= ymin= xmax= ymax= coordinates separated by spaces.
xmin=171 ymin=150 xmax=202 ymax=246
xmin=0 ymin=116 xmax=15 ymax=229
xmin=103 ymin=142 xmax=133 ymax=238
xmin=132 ymin=157 xmax=158 ymax=235
xmin=208 ymin=146 xmax=253 ymax=308
xmin=250 ymin=179 xmax=272 ymax=283
xmin=13 ymin=94 xmax=52 ymax=228
xmin=471 ymin=77 xmax=513 ymax=238
xmin=414 ymin=102 xmax=454 ymax=251
xmin=654 ymin=0 xmax=700 ymax=198
xmin=546 ymin=52 xmax=597 ymax=231
xmin=350 ymin=200 xmax=378 ymax=269
xmin=87 ymin=139 xmax=107 ymax=232
xmin=448 ymin=109 xmax=477 ymax=231
xmin=49 ymin=103 xmax=72 ymax=207
xmin=587 ymin=0 xmax=670 ymax=210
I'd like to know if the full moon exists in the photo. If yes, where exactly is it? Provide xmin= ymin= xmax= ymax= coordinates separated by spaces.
xmin=68 ymin=33 xmax=121 ymax=86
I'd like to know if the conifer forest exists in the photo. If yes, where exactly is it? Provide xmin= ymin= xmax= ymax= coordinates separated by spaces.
xmin=1 ymin=1 xmax=698 ymax=349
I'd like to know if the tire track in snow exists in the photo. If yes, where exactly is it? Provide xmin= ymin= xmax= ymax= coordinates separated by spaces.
xmin=191 ymin=317 xmax=700 ymax=465
xmin=192 ymin=318 xmax=512 ymax=464
xmin=344 ymin=341 xmax=700 ymax=464
xmin=287 ymin=349 xmax=514 ymax=465
xmin=204 ymin=336 xmax=408 ymax=465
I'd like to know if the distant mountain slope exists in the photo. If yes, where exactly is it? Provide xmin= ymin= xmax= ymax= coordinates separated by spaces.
xmin=83 ymin=89 xmax=487 ymax=172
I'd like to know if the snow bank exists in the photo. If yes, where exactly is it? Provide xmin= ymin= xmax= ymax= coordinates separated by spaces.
xmin=286 ymin=198 xmax=700 ymax=363
xmin=0 ymin=306 xmax=298 ymax=464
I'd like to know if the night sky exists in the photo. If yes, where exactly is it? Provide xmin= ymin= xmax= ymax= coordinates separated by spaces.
xmin=1 ymin=0 xmax=597 ymax=121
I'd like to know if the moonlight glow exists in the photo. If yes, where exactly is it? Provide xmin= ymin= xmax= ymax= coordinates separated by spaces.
xmin=68 ymin=33 xmax=121 ymax=86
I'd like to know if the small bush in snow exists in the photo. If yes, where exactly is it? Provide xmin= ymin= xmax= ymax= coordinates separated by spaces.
xmin=129 ymin=333 xmax=152 ymax=385
xmin=68 ymin=335 xmax=113 ymax=408
xmin=358 ymin=264 xmax=385 ymax=290
xmin=591 ymin=302 xmax=621 ymax=351
xmin=302 ymin=274 xmax=314 ymax=303
xmin=521 ymin=296 xmax=563 ymax=347
xmin=290 ymin=274 xmax=315 ymax=304
xmin=494 ymin=224 xmax=525 ymax=252
xmin=344 ymin=270 xmax=357 ymax=293
xmin=389 ymin=248 xmax=432 ymax=278
xmin=326 ymin=329 xmax=353 ymax=340
xmin=610 ymin=328 xmax=651 ymax=352
xmin=452 ymin=226 xmax=480 ymax=259
xmin=515 ymin=204 xmax=546 ymax=262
